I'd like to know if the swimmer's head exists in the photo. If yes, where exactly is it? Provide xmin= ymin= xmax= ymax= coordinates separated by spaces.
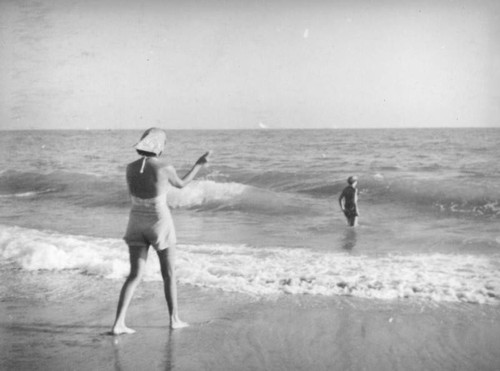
xmin=134 ymin=128 xmax=167 ymax=156
xmin=347 ymin=176 xmax=358 ymax=185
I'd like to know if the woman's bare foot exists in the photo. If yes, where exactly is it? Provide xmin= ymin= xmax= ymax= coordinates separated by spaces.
xmin=111 ymin=325 xmax=136 ymax=335
xmin=170 ymin=318 xmax=189 ymax=329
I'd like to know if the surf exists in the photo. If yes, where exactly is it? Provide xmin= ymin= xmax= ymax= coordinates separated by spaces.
xmin=1 ymin=224 xmax=498 ymax=305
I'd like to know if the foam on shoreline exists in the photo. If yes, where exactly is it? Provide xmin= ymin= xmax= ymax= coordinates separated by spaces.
xmin=1 ymin=225 xmax=499 ymax=304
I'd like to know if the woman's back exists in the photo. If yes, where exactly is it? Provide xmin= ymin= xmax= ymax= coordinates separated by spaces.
xmin=126 ymin=157 xmax=169 ymax=199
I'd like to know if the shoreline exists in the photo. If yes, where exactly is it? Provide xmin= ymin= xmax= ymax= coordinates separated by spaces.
xmin=1 ymin=271 xmax=500 ymax=371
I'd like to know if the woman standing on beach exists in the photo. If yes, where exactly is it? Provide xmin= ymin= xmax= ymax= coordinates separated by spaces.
xmin=111 ymin=128 xmax=210 ymax=334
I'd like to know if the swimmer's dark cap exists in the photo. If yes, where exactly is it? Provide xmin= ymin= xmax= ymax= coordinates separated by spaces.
xmin=347 ymin=176 xmax=358 ymax=184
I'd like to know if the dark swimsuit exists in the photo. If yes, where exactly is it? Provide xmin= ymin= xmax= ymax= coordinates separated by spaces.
xmin=341 ymin=186 xmax=358 ymax=218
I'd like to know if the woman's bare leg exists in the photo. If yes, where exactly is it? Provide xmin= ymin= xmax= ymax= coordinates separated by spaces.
xmin=157 ymin=245 xmax=188 ymax=329
xmin=111 ymin=245 xmax=149 ymax=335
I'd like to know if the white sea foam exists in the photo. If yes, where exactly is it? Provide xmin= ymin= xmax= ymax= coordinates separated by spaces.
xmin=0 ymin=225 xmax=127 ymax=277
xmin=166 ymin=180 xmax=247 ymax=208
xmin=1 ymin=225 xmax=499 ymax=304
xmin=176 ymin=245 xmax=500 ymax=304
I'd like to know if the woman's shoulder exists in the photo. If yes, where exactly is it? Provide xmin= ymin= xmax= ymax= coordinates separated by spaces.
xmin=149 ymin=157 xmax=172 ymax=169
xmin=148 ymin=158 xmax=178 ymax=177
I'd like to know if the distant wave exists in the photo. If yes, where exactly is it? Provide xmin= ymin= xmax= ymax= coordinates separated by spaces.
xmin=0 ymin=169 xmax=130 ymax=208
xmin=168 ymin=180 xmax=310 ymax=215
xmin=0 ymin=170 xmax=65 ymax=198
xmin=0 ymin=170 xmax=311 ymax=215
xmin=371 ymin=177 xmax=500 ymax=218
xmin=0 ymin=189 xmax=57 ymax=198
xmin=297 ymin=175 xmax=500 ymax=218
xmin=1 ymin=169 xmax=498 ymax=218
xmin=1 ymin=225 xmax=499 ymax=305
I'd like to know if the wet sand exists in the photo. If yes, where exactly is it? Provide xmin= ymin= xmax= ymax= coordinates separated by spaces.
xmin=1 ymin=273 xmax=500 ymax=371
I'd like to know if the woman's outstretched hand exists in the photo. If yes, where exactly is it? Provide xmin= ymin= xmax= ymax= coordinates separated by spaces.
xmin=196 ymin=151 xmax=212 ymax=166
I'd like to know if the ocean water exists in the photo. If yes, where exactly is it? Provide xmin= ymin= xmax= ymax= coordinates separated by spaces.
xmin=0 ymin=128 xmax=499 ymax=305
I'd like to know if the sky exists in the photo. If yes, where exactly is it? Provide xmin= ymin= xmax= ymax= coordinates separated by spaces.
xmin=0 ymin=0 xmax=499 ymax=130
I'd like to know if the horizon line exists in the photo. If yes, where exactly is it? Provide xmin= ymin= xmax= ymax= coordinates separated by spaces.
xmin=0 ymin=126 xmax=498 ymax=132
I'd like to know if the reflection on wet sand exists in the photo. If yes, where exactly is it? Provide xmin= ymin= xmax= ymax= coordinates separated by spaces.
xmin=341 ymin=228 xmax=357 ymax=250
xmin=112 ymin=329 xmax=174 ymax=371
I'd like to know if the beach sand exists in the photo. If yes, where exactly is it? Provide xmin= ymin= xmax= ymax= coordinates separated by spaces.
xmin=1 ymin=270 xmax=500 ymax=371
